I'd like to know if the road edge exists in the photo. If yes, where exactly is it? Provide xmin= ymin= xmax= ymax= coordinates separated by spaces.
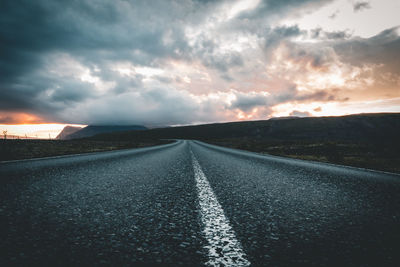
xmin=193 ymin=140 xmax=400 ymax=177
xmin=0 ymin=140 xmax=179 ymax=164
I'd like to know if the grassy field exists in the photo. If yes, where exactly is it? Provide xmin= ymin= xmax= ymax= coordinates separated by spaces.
xmin=203 ymin=138 xmax=400 ymax=174
xmin=0 ymin=139 xmax=172 ymax=161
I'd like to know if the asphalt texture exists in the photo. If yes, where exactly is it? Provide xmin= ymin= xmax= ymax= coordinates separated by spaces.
xmin=1 ymin=140 xmax=399 ymax=266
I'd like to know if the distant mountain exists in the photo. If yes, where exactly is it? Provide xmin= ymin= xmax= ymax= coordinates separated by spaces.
xmin=90 ymin=113 xmax=400 ymax=144
xmin=63 ymin=125 xmax=147 ymax=140
xmin=56 ymin=126 xmax=82 ymax=140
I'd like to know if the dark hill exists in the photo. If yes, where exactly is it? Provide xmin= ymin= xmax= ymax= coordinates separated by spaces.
xmin=56 ymin=126 xmax=82 ymax=140
xmin=91 ymin=113 xmax=400 ymax=144
xmin=88 ymin=113 xmax=400 ymax=173
xmin=64 ymin=125 xmax=147 ymax=140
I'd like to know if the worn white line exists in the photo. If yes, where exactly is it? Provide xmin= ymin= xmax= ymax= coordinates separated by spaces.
xmin=191 ymin=150 xmax=250 ymax=266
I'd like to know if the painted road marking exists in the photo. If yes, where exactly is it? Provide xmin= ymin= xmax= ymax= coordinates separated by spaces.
xmin=191 ymin=150 xmax=251 ymax=266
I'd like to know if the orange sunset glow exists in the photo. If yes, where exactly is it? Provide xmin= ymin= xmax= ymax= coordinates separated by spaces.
xmin=0 ymin=124 xmax=85 ymax=139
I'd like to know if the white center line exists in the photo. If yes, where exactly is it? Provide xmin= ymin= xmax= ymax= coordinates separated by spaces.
xmin=191 ymin=150 xmax=251 ymax=266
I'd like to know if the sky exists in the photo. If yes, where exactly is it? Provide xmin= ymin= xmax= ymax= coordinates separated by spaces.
xmin=0 ymin=0 xmax=399 ymax=137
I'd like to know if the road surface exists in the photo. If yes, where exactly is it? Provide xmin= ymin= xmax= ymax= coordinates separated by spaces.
xmin=1 ymin=140 xmax=399 ymax=266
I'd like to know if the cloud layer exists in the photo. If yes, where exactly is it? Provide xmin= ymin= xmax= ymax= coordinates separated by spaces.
xmin=0 ymin=0 xmax=399 ymax=125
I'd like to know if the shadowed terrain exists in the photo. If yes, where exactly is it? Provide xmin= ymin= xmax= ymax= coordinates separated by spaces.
xmin=60 ymin=125 xmax=148 ymax=140
xmin=91 ymin=113 xmax=400 ymax=173
xmin=0 ymin=139 xmax=171 ymax=161
xmin=1 ymin=113 xmax=399 ymax=172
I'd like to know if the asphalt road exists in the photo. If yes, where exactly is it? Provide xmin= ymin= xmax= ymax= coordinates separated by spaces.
xmin=1 ymin=140 xmax=399 ymax=266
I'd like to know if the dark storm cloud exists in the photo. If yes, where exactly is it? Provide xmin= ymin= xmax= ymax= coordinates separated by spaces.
xmin=333 ymin=27 xmax=400 ymax=72
xmin=61 ymin=87 xmax=216 ymax=126
xmin=230 ymin=93 xmax=269 ymax=112
xmin=264 ymin=25 xmax=304 ymax=50
xmin=274 ymin=40 xmax=335 ymax=70
xmin=1 ymin=0 xmax=397 ymax=125
xmin=353 ymin=1 xmax=371 ymax=12
xmin=0 ymin=0 xmax=192 ymax=78
xmin=0 ymin=0 xmax=198 ymax=122
xmin=0 ymin=0 xmax=333 ymax=121
xmin=289 ymin=110 xmax=311 ymax=117
xmin=229 ymin=87 xmax=341 ymax=113
xmin=49 ymin=81 xmax=95 ymax=104
xmin=275 ymin=87 xmax=342 ymax=103
xmin=240 ymin=0 xmax=334 ymax=20
xmin=267 ymin=26 xmax=400 ymax=79
xmin=310 ymin=28 xmax=352 ymax=40
xmin=324 ymin=31 xmax=351 ymax=40
xmin=328 ymin=10 xmax=339 ymax=19
xmin=294 ymin=90 xmax=337 ymax=102
xmin=202 ymin=52 xmax=244 ymax=72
